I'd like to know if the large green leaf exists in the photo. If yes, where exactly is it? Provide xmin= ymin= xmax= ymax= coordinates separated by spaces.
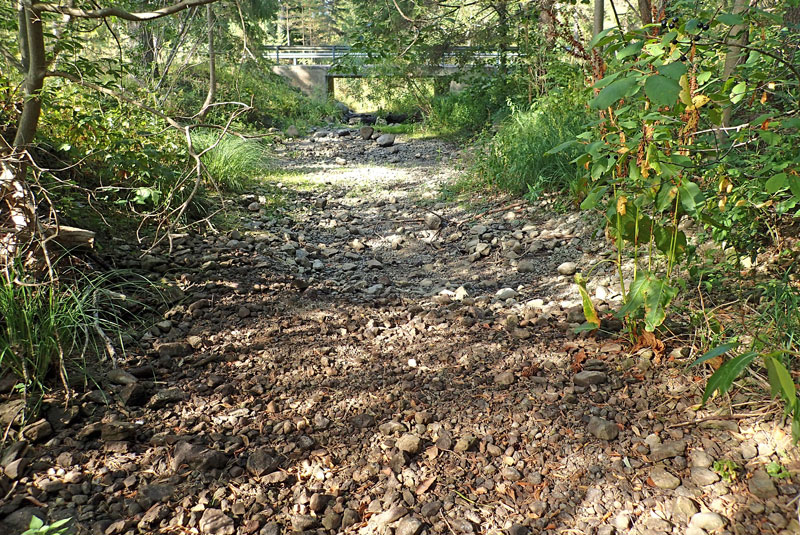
xmin=643 ymin=277 xmax=678 ymax=331
xmin=679 ymin=181 xmax=704 ymax=215
xmin=766 ymin=355 xmax=797 ymax=404
xmin=590 ymin=77 xmax=639 ymax=109
xmin=616 ymin=272 xmax=649 ymax=320
xmin=788 ymin=174 xmax=800 ymax=199
xmin=702 ymin=351 xmax=759 ymax=403
xmin=766 ymin=173 xmax=788 ymax=194
xmin=689 ymin=342 xmax=739 ymax=368
xmin=644 ymin=75 xmax=681 ymax=107
xmin=659 ymin=62 xmax=688 ymax=81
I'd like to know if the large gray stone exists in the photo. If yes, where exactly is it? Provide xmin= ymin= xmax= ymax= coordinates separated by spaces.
xmin=748 ymin=469 xmax=778 ymax=499
xmin=376 ymin=134 xmax=396 ymax=147
xmin=588 ymin=416 xmax=618 ymax=440
xmin=199 ymin=509 xmax=234 ymax=535
xmin=649 ymin=440 xmax=686 ymax=461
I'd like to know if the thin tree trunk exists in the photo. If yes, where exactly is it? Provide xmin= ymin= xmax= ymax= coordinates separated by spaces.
xmin=638 ymin=0 xmax=652 ymax=26
xmin=720 ymin=0 xmax=749 ymax=135
xmin=594 ymin=0 xmax=604 ymax=37
xmin=198 ymin=4 xmax=216 ymax=119
xmin=14 ymin=2 xmax=47 ymax=148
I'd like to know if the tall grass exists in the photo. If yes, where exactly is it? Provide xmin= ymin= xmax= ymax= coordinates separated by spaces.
xmin=0 ymin=265 xmax=157 ymax=404
xmin=473 ymin=90 xmax=591 ymax=198
xmin=192 ymin=131 xmax=271 ymax=192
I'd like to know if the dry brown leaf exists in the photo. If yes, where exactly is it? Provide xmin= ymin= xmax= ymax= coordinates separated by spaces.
xmin=416 ymin=476 xmax=436 ymax=495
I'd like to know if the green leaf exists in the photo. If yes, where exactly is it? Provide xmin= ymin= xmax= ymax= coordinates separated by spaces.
xmin=30 ymin=516 xmax=44 ymax=530
xmin=617 ymin=40 xmax=644 ymax=59
xmin=766 ymin=356 xmax=797 ymax=404
xmin=717 ymin=13 xmax=745 ymax=26
xmin=643 ymin=277 xmax=678 ymax=331
xmin=589 ymin=27 xmax=617 ymax=49
xmin=617 ymin=272 xmax=649 ymax=320
xmin=689 ymin=342 xmax=739 ymax=368
xmin=590 ymin=77 xmax=639 ymax=109
xmin=644 ymin=75 xmax=681 ymax=107
xmin=702 ymin=351 xmax=759 ymax=404
xmin=575 ymin=273 xmax=600 ymax=329
xmin=680 ymin=181 xmax=704 ymax=215
xmin=545 ymin=140 xmax=578 ymax=155
xmin=581 ymin=186 xmax=607 ymax=210
xmin=766 ymin=173 xmax=788 ymax=194
xmin=730 ymin=82 xmax=747 ymax=104
xmin=659 ymin=62 xmax=688 ymax=81
xmin=788 ymin=174 xmax=800 ymax=199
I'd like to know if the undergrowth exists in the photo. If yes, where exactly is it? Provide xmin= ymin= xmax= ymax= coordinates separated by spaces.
xmin=192 ymin=131 xmax=271 ymax=192
xmin=0 ymin=263 xmax=160 ymax=417
xmin=472 ymin=89 xmax=590 ymax=198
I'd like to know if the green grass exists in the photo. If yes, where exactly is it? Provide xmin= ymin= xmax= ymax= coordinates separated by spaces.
xmin=472 ymin=90 xmax=590 ymax=198
xmin=0 ymin=265 xmax=158 ymax=410
xmin=192 ymin=131 xmax=271 ymax=192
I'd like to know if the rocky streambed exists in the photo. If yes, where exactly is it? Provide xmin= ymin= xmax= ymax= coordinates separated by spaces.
xmin=0 ymin=129 xmax=796 ymax=535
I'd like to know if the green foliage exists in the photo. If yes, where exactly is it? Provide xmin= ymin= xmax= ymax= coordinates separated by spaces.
xmin=21 ymin=516 xmax=73 ymax=535
xmin=766 ymin=461 xmax=791 ymax=479
xmin=472 ymin=89 xmax=591 ymax=197
xmin=711 ymin=460 xmax=740 ymax=482
xmin=191 ymin=131 xmax=271 ymax=192
xmin=168 ymin=61 xmax=336 ymax=130
xmin=573 ymin=4 xmax=798 ymax=336
xmin=0 ymin=264 xmax=157 ymax=403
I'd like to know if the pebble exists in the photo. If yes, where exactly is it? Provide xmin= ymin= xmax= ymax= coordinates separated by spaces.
xmin=689 ymin=512 xmax=726 ymax=531
xmin=748 ymin=469 xmax=778 ymax=499
xmin=199 ymin=509 xmax=235 ymax=535
xmin=496 ymin=288 xmax=518 ymax=300
xmin=396 ymin=516 xmax=424 ymax=535
xmin=574 ymin=370 xmax=607 ymax=386
xmin=690 ymin=467 xmax=720 ymax=486
xmin=650 ymin=440 xmax=687 ymax=461
xmin=587 ymin=416 xmax=618 ymax=440
xmin=494 ymin=371 xmax=515 ymax=386
xmin=557 ymin=261 xmax=577 ymax=275
xmin=650 ymin=466 xmax=681 ymax=489
xmin=396 ymin=434 xmax=423 ymax=455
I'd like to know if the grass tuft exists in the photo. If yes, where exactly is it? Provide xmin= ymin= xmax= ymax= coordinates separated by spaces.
xmin=192 ymin=131 xmax=271 ymax=192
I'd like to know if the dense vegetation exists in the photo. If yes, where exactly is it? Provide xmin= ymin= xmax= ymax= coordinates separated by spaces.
xmin=1 ymin=0 xmax=800 ymax=446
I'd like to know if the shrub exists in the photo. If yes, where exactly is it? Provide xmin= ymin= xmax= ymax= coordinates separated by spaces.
xmin=473 ymin=89 xmax=591 ymax=197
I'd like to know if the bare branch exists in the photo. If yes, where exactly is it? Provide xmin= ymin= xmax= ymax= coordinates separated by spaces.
xmin=0 ymin=47 xmax=24 ymax=76
xmin=32 ymin=0 xmax=217 ymax=21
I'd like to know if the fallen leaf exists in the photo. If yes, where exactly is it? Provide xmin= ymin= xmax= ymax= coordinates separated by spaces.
xmin=416 ymin=476 xmax=436 ymax=495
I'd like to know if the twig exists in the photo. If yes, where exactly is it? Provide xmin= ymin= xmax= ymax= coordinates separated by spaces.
xmin=456 ymin=201 xmax=526 ymax=227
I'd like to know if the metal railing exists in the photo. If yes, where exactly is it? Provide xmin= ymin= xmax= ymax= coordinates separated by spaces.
xmin=262 ymin=45 xmax=519 ymax=66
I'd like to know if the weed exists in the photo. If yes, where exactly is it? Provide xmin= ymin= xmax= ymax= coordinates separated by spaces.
xmin=472 ymin=90 xmax=590 ymax=198
xmin=766 ymin=461 xmax=791 ymax=479
xmin=21 ymin=516 xmax=72 ymax=535
xmin=0 ymin=263 xmax=159 ymax=415
xmin=711 ymin=460 xmax=740 ymax=482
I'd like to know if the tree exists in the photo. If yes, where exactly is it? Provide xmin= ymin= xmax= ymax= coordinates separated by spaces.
xmin=1 ymin=0 xmax=218 ymax=260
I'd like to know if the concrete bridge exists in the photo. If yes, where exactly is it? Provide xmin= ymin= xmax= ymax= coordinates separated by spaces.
xmin=264 ymin=45 xmax=516 ymax=99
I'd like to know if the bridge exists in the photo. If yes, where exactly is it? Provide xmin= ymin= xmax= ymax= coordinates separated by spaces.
xmin=263 ymin=45 xmax=518 ymax=99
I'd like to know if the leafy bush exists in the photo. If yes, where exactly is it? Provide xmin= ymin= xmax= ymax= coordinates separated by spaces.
xmin=472 ymin=89 xmax=591 ymax=197
xmin=192 ymin=131 xmax=271 ymax=192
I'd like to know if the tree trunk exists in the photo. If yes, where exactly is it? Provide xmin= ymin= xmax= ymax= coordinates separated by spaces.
xmin=198 ymin=4 xmax=216 ymax=119
xmin=593 ymin=0 xmax=604 ymax=37
xmin=14 ymin=2 xmax=46 ymax=149
xmin=720 ymin=0 xmax=749 ymax=135
xmin=638 ymin=0 xmax=652 ymax=26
